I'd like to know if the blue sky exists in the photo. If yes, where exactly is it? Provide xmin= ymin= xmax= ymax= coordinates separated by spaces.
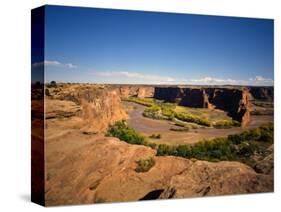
xmin=34 ymin=5 xmax=274 ymax=85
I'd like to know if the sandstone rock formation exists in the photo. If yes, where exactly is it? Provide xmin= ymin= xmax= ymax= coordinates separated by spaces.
xmin=45 ymin=133 xmax=273 ymax=205
xmin=254 ymin=145 xmax=274 ymax=175
xmin=206 ymin=88 xmax=251 ymax=127
xmin=43 ymin=83 xmax=273 ymax=206
xmin=249 ymin=86 xmax=274 ymax=101
xmin=46 ymin=84 xmax=127 ymax=133
xmin=160 ymin=160 xmax=273 ymax=199
xmin=45 ymin=99 xmax=81 ymax=119
xmin=111 ymin=85 xmax=155 ymax=98
xmin=154 ymin=86 xmax=251 ymax=126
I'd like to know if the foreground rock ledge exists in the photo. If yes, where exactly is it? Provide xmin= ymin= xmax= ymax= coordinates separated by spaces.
xmin=45 ymin=132 xmax=273 ymax=206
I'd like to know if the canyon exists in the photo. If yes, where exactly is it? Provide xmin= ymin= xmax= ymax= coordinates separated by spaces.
xmin=153 ymin=86 xmax=251 ymax=126
xmin=110 ymin=85 xmax=273 ymax=127
xmin=37 ymin=83 xmax=274 ymax=205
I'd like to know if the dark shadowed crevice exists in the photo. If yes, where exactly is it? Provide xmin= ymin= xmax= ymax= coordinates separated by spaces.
xmin=139 ymin=189 xmax=165 ymax=200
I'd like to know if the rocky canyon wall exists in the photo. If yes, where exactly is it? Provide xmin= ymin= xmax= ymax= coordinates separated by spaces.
xmin=109 ymin=85 xmax=155 ymax=98
xmin=248 ymin=86 xmax=274 ymax=101
xmin=46 ymin=84 xmax=127 ymax=133
xmin=46 ymin=84 xmax=269 ymax=129
xmin=154 ymin=86 xmax=251 ymax=126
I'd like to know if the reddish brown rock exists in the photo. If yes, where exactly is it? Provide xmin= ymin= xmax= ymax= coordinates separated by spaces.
xmin=45 ymin=134 xmax=273 ymax=205
xmin=113 ymin=85 xmax=154 ymax=98
xmin=154 ymin=86 xmax=251 ymax=126
xmin=47 ymin=84 xmax=127 ymax=133
xmin=249 ymin=86 xmax=274 ymax=101
xmin=160 ymin=160 xmax=273 ymax=199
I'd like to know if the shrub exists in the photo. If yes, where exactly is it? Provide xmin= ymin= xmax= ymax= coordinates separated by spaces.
xmin=175 ymin=112 xmax=211 ymax=126
xmin=106 ymin=121 xmax=146 ymax=145
xmin=135 ymin=157 xmax=156 ymax=172
xmin=106 ymin=121 xmax=159 ymax=149
xmin=124 ymin=97 xmax=213 ymax=127
xmin=189 ymin=138 xmax=236 ymax=161
xmin=162 ymin=109 xmax=175 ymax=120
xmin=50 ymin=81 xmax=57 ymax=87
xmin=155 ymin=123 xmax=273 ymax=166
xmin=176 ymin=145 xmax=192 ymax=157
xmin=157 ymin=144 xmax=176 ymax=156
xmin=143 ymin=105 xmax=163 ymax=119
xmin=227 ymin=123 xmax=273 ymax=144
xmin=237 ymin=142 xmax=257 ymax=157
xmin=145 ymin=142 xmax=157 ymax=149
xmin=214 ymin=120 xmax=240 ymax=128
xmin=170 ymin=127 xmax=189 ymax=132
xmin=45 ymin=88 xmax=50 ymax=96
xmin=259 ymin=131 xmax=273 ymax=143
xmin=227 ymin=134 xmax=243 ymax=145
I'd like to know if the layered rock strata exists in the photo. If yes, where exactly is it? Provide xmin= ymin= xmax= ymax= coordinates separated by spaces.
xmin=154 ymin=87 xmax=251 ymax=126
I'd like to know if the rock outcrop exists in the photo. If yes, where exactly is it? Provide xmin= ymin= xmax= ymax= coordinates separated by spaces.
xmin=154 ymin=86 xmax=251 ymax=126
xmin=110 ymin=85 xmax=155 ymax=98
xmin=206 ymin=88 xmax=251 ymax=127
xmin=45 ymin=134 xmax=273 ymax=205
xmin=47 ymin=84 xmax=127 ymax=133
xmin=160 ymin=160 xmax=273 ymax=199
xmin=248 ymin=86 xmax=274 ymax=101
xmin=45 ymin=99 xmax=81 ymax=119
xmin=254 ymin=145 xmax=274 ymax=175
xmin=44 ymin=83 xmax=273 ymax=206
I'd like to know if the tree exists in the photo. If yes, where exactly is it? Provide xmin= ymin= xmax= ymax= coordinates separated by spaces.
xmin=45 ymin=88 xmax=50 ymax=96
xmin=50 ymin=81 xmax=57 ymax=87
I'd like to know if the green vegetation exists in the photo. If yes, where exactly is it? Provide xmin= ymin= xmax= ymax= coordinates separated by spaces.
xmin=157 ymin=138 xmax=237 ymax=161
xmin=213 ymin=120 xmax=240 ymax=128
xmin=106 ymin=120 xmax=146 ymax=145
xmin=135 ymin=157 xmax=156 ymax=172
xmin=157 ymin=123 xmax=273 ymax=166
xmin=123 ymin=97 xmax=241 ymax=128
xmin=45 ymin=88 xmax=50 ymax=96
xmin=170 ymin=127 xmax=189 ymax=132
xmin=123 ymin=97 xmax=215 ymax=127
xmin=143 ymin=105 xmax=164 ymax=119
xmin=174 ymin=112 xmax=211 ymax=127
xmin=107 ymin=120 xmax=273 ymax=169
xmin=149 ymin=134 xmax=161 ymax=139
xmin=174 ymin=105 xmax=231 ymax=122
xmin=227 ymin=123 xmax=273 ymax=144
xmin=46 ymin=80 xmax=57 ymax=88
xmin=106 ymin=121 xmax=156 ymax=149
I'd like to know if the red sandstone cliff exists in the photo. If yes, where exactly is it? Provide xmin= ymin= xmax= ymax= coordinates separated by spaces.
xmin=154 ymin=86 xmax=251 ymax=126
xmin=248 ymin=86 xmax=273 ymax=101
xmin=111 ymin=85 xmax=155 ymax=98
xmin=46 ymin=84 xmax=127 ymax=133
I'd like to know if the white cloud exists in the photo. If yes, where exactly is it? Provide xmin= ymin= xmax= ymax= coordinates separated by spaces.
xmin=249 ymin=76 xmax=273 ymax=85
xmin=32 ymin=60 xmax=77 ymax=69
xmin=189 ymin=76 xmax=273 ymax=86
xmin=190 ymin=77 xmax=238 ymax=84
xmin=94 ymin=71 xmax=177 ymax=84
xmin=93 ymin=71 xmax=273 ymax=86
